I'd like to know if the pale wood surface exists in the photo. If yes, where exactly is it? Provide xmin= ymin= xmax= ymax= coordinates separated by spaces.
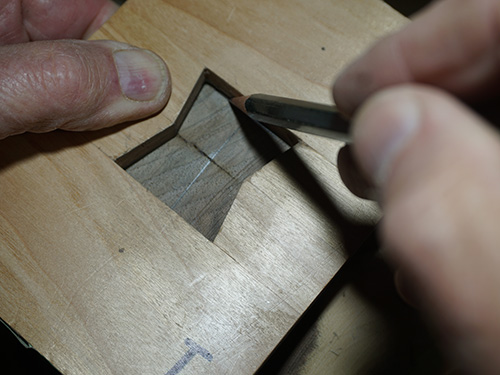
xmin=0 ymin=1 xmax=407 ymax=374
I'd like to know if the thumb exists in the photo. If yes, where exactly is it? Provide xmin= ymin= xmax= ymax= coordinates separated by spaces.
xmin=352 ymin=85 xmax=500 ymax=374
xmin=0 ymin=39 xmax=171 ymax=139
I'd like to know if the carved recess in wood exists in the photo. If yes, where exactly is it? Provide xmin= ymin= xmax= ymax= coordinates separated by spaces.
xmin=125 ymin=71 xmax=298 ymax=241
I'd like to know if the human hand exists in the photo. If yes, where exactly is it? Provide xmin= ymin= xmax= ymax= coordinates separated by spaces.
xmin=0 ymin=0 xmax=171 ymax=139
xmin=334 ymin=0 xmax=500 ymax=373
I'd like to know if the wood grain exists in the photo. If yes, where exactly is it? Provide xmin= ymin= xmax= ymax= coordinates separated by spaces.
xmin=0 ymin=1 xmax=407 ymax=374
xmin=0 ymin=133 xmax=300 ymax=374
xmin=127 ymin=84 xmax=291 ymax=241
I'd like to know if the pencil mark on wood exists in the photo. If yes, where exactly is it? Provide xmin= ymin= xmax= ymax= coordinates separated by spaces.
xmin=226 ymin=6 xmax=236 ymax=23
xmin=126 ymin=82 xmax=294 ymax=241
xmin=330 ymin=349 xmax=340 ymax=356
xmin=165 ymin=338 xmax=213 ymax=375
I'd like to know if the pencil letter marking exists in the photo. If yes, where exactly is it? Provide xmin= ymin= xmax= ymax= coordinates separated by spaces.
xmin=166 ymin=338 xmax=213 ymax=375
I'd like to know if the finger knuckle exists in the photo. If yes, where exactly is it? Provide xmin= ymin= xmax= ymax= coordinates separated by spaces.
xmin=38 ymin=47 xmax=101 ymax=109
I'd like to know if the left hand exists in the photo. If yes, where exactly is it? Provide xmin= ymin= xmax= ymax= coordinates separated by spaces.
xmin=0 ymin=0 xmax=171 ymax=139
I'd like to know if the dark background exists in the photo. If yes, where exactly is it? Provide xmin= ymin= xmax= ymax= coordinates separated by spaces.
xmin=386 ymin=0 xmax=433 ymax=17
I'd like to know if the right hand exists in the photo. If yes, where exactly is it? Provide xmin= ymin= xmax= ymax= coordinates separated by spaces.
xmin=334 ymin=0 xmax=500 ymax=373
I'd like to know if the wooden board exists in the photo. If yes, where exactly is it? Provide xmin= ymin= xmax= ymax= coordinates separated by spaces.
xmin=0 ymin=1 xmax=406 ymax=374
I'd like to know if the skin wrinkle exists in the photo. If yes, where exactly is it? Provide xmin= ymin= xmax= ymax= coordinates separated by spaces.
xmin=56 ymin=48 xmax=112 ymax=129
xmin=0 ymin=0 xmax=120 ymax=132
xmin=0 ymin=1 xmax=171 ymax=139
xmin=37 ymin=45 xmax=111 ymax=129
xmin=0 ymin=41 xmax=114 ymax=134
xmin=0 ymin=1 xmax=28 ymax=43
xmin=0 ymin=42 xmax=170 ymax=139
xmin=0 ymin=51 xmax=36 ymax=130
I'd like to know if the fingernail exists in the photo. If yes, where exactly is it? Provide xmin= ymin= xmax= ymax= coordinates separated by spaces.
xmin=352 ymin=89 xmax=420 ymax=186
xmin=113 ymin=49 xmax=168 ymax=101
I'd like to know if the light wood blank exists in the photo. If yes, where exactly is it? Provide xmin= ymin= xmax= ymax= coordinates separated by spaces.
xmin=0 ymin=1 xmax=406 ymax=374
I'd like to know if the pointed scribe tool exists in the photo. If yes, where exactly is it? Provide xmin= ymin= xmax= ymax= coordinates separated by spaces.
xmin=230 ymin=94 xmax=351 ymax=142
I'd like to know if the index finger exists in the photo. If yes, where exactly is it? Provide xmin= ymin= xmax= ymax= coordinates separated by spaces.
xmin=333 ymin=0 xmax=500 ymax=116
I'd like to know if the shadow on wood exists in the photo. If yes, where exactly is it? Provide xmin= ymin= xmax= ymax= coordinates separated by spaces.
xmin=233 ymin=106 xmax=375 ymax=257
xmin=256 ymin=236 xmax=446 ymax=375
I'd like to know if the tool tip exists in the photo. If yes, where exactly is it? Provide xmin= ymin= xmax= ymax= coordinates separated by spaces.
xmin=230 ymin=95 xmax=249 ymax=113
